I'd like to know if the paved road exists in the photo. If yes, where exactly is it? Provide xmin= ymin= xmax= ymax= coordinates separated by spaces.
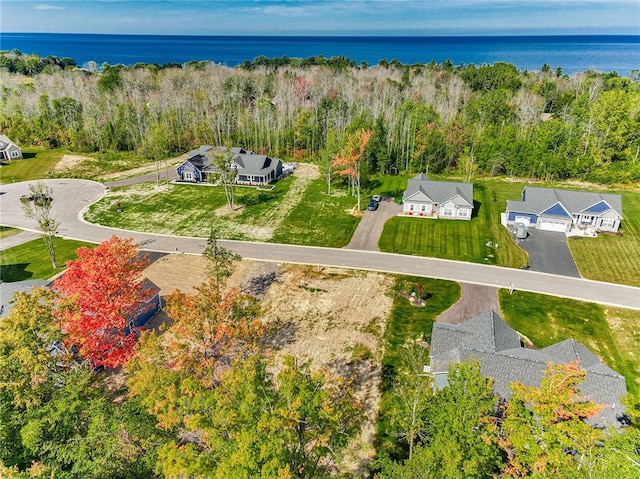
xmin=1 ymin=179 xmax=639 ymax=310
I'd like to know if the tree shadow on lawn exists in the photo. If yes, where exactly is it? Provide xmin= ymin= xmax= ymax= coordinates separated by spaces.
xmin=0 ymin=263 xmax=33 ymax=282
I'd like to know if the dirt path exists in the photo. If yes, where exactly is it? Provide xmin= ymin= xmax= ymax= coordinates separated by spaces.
xmin=437 ymin=282 xmax=500 ymax=324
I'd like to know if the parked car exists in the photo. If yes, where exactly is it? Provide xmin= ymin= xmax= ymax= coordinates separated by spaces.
xmin=372 ymin=194 xmax=382 ymax=203
xmin=367 ymin=200 xmax=379 ymax=211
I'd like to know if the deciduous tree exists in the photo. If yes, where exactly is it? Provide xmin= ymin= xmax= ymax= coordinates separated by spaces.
xmin=21 ymin=182 xmax=59 ymax=269
xmin=53 ymin=236 xmax=152 ymax=369
xmin=496 ymin=361 xmax=606 ymax=478
xmin=332 ymin=129 xmax=373 ymax=211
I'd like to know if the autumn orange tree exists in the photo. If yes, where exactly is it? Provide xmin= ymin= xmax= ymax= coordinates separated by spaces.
xmin=496 ymin=361 xmax=606 ymax=478
xmin=54 ymin=236 xmax=153 ymax=369
xmin=332 ymin=129 xmax=373 ymax=211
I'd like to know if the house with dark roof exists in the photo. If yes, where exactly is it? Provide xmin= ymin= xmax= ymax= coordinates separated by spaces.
xmin=429 ymin=310 xmax=627 ymax=428
xmin=0 ymin=135 xmax=23 ymax=161
xmin=176 ymin=146 xmax=283 ymax=186
xmin=504 ymin=186 xmax=623 ymax=234
xmin=402 ymin=173 xmax=473 ymax=220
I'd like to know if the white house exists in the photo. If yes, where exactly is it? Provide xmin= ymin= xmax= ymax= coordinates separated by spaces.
xmin=0 ymin=135 xmax=23 ymax=161
xmin=402 ymin=173 xmax=473 ymax=220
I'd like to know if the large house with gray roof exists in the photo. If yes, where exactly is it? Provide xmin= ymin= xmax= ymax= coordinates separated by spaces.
xmin=402 ymin=173 xmax=473 ymax=220
xmin=429 ymin=310 xmax=627 ymax=428
xmin=505 ymin=186 xmax=623 ymax=234
xmin=176 ymin=146 xmax=283 ymax=186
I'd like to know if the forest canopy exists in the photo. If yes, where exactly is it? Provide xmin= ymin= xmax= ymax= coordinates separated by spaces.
xmin=1 ymin=51 xmax=639 ymax=184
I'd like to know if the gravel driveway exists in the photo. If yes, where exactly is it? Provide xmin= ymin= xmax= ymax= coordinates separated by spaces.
xmin=344 ymin=198 xmax=401 ymax=251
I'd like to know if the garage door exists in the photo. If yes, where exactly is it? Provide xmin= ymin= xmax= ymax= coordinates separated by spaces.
xmin=514 ymin=216 xmax=531 ymax=226
xmin=538 ymin=220 xmax=568 ymax=232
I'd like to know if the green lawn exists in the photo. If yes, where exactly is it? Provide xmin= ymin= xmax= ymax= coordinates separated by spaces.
xmin=567 ymin=189 xmax=640 ymax=287
xmin=85 ymin=176 xmax=361 ymax=246
xmin=0 ymin=147 xmax=64 ymax=184
xmin=379 ymin=179 xmax=529 ymax=268
xmin=270 ymin=179 xmax=361 ymax=247
xmin=0 ymin=238 xmax=94 ymax=282
xmin=0 ymin=147 xmax=156 ymax=184
xmin=0 ymin=227 xmax=21 ymax=240
xmin=499 ymin=290 xmax=640 ymax=395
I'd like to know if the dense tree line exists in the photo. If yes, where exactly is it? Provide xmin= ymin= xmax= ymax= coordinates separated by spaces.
xmin=1 ymin=53 xmax=639 ymax=184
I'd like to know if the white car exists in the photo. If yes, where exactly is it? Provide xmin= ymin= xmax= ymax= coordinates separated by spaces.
xmin=372 ymin=194 xmax=382 ymax=203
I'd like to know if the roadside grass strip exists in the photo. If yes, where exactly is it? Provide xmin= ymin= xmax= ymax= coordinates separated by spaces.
xmin=0 ymin=238 xmax=93 ymax=282
xmin=567 ymin=190 xmax=640 ymax=287
xmin=499 ymin=290 xmax=640 ymax=395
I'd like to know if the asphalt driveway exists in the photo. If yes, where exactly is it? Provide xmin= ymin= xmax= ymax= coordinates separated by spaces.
xmin=517 ymin=229 xmax=580 ymax=277
xmin=344 ymin=197 xmax=401 ymax=251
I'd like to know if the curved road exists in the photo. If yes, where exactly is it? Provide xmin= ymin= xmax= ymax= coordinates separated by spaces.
xmin=1 ymin=179 xmax=639 ymax=311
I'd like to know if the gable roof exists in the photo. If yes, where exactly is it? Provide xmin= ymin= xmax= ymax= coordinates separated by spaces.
xmin=1 ymin=279 xmax=51 ymax=319
xmin=430 ymin=310 xmax=627 ymax=428
xmin=402 ymin=173 xmax=473 ymax=206
xmin=507 ymin=187 xmax=622 ymax=219
xmin=182 ymin=146 xmax=281 ymax=177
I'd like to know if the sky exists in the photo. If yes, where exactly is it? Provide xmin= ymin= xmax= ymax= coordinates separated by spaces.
xmin=1 ymin=0 xmax=639 ymax=36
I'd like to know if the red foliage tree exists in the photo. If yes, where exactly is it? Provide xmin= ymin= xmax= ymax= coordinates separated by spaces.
xmin=54 ymin=236 xmax=152 ymax=369
xmin=332 ymin=129 xmax=373 ymax=211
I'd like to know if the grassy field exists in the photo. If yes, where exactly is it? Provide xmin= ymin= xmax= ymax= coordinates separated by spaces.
xmin=0 ymin=147 xmax=155 ymax=184
xmin=499 ymin=290 xmax=640 ymax=395
xmin=379 ymin=179 xmax=529 ymax=268
xmin=0 ymin=227 xmax=21 ymax=240
xmin=567 ymin=189 xmax=640 ymax=287
xmin=0 ymin=147 xmax=63 ymax=184
xmin=86 ymin=175 xmax=361 ymax=246
xmin=270 ymin=179 xmax=360 ymax=247
xmin=0 ymin=238 xmax=94 ymax=282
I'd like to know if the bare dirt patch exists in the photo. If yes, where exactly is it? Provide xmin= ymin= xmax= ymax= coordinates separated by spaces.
xmin=55 ymin=154 xmax=92 ymax=171
xmin=141 ymin=255 xmax=394 ymax=475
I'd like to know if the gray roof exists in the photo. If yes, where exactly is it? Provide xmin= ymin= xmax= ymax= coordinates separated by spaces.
xmin=184 ymin=146 xmax=281 ymax=177
xmin=402 ymin=173 xmax=473 ymax=206
xmin=507 ymin=186 xmax=622 ymax=218
xmin=430 ymin=310 xmax=627 ymax=428
xmin=1 ymin=280 xmax=50 ymax=319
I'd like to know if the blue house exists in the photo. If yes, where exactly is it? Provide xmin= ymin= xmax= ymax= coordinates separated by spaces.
xmin=176 ymin=146 xmax=283 ymax=186
xmin=505 ymin=187 xmax=622 ymax=234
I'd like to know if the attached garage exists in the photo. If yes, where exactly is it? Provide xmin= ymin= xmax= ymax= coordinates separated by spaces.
xmin=538 ymin=219 xmax=570 ymax=232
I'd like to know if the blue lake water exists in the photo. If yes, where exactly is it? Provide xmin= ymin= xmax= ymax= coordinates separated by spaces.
xmin=1 ymin=33 xmax=638 ymax=76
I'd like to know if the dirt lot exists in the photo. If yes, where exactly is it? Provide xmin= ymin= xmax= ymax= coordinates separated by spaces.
xmin=143 ymin=254 xmax=394 ymax=475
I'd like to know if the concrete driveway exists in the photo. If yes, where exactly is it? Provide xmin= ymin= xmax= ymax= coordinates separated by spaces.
xmin=517 ymin=229 xmax=580 ymax=277
xmin=345 ymin=197 xmax=401 ymax=251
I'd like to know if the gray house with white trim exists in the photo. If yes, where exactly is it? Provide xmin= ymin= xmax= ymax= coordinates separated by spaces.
xmin=402 ymin=173 xmax=473 ymax=220
xmin=505 ymin=187 xmax=622 ymax=234
xmin=0 ymin=135 xmax=23 ymax=161
xmin=176 ymin=146 xmax=283 ymax=186
xmin=429 ymin=310 xmax=627 ymax=428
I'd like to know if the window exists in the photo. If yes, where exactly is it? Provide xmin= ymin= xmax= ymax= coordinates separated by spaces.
xmin=600 ymin=218 xmax=615 ymax=229
xmin=421 ymin=204 xmax=426 ymax=212
xmin=10 ymin=150 xmax=20 ymax=158
xmin=442 ymin=208 xmax=454 ymax=216
xmin=457 ymin=208 xmax=470 ymax=217
xmin=184 ymin=171 xmax=194 ymax=181
xmin=409 ymin=203 xmax=414 ymax=211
